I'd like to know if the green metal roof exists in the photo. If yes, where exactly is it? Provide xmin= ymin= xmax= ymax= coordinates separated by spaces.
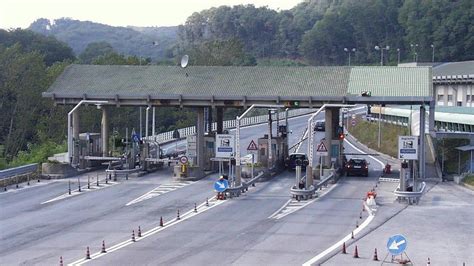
xmin=47 ymin=64 xmax=351 ymax=97
xmin=44 ymin=64 xmax=433 ymax=106
xmin=347 ymin=67 xmax=432 ymax=97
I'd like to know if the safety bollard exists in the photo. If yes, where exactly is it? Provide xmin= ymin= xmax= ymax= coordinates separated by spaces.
xmin=160 ymin=216 xmax=164 ymax=227
xmin=342 ymin=242 xmax=347 ymax=254
xmin=356 ymin=220 xmax=359 ymax=228
xmin=87 ymin=175 xmax=90 ymax=189
xmin=194 ymin=203 xmax=198 ymax=213
xmin=359 ymin=212 xmax=362 ymax=219
xmin=68 ymin=180 xmax=71 ymax=195
xmin=351 ymin=231 xmax=354 ymax=239
xmin=78 ymin=177 xmax=81 ymax=192
xmin=86 ymin=247 xmax=91 ymax=259
xmin=353 ymin=245 xmax=359 ymax=258
xmin=131 ymin=230 xmax=136 ymax=242
xmin=101 ymin=240 xmax=107 ymax=253
xmin=177 ymin=210 xmax=180 ymax=220
xmin=27 ymin=175 xmax=30 ymax=186
xmin=373 ymin=248 xmax=379 ymax=261
xmin=59 ymin=256 xmax=64 ymax=266
xmin=206 ymin=197 xmax=209 ymax=207
xmin=96 ymin=173 xmax=99 ymax=187
xmin=138 ymin=226 xmax=142 ymax=237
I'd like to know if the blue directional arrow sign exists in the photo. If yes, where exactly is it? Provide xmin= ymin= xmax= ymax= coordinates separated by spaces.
xmin=387 ymin=234 xmax=407 ymax=255
xmin=214 ymin=179 xmax=229 ymax=192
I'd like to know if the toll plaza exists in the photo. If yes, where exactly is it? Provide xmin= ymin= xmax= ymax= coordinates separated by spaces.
xmin=43 ymin=64 xmax=433 ymax=198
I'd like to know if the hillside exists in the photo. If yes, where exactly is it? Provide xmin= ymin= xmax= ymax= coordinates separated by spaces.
xmin=28 ymin=18 xmax=178 ymax=60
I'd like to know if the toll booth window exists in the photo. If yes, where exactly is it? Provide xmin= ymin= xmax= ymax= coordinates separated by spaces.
xmin=207 ymin=142 xmax=214 ymax=148
xmin=260 ymin=148 xmax=266 ymax=156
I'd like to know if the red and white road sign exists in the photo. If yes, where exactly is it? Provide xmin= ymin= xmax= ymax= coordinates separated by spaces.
xmin=247 ymin=140 xmax=258 ymax=151
xmin=179 ymin=156 xmax=188 ymax=164
xmin=316 ymin=141 xmax=328 ymax=156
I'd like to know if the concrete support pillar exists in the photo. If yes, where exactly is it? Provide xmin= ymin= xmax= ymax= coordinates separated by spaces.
xmin=216 ymin=107 xmax=224 ymax=134
xmin=72 ymin=110 xmax=80 ymax=165
xmin=207 ymin=107 xmax=213 ymax=133
xmin=428 ymin=101 xmax=435 ymax=135
xmin=419 ymin=105 xmax=426 ymax=180
xmin=268 ymin=110 xmax=273 ymax=168
xmin=324 ymin=108 xmax=334 ymax=167
xmin=101 ymin=107 xmax=109 ymax=157
xmin=196 ymin=108 xmax=205 ymax=168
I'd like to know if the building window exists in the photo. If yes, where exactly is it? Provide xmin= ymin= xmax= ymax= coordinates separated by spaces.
xmin=457 ymin=101 xmax=462 ymax=106
xmin=437 ymin=95 xmax=444 ymax=101
xmin=467 ymin=95 xmax=471 ymax=102
xmin=448 ymin=95 xmax=453 ymax=102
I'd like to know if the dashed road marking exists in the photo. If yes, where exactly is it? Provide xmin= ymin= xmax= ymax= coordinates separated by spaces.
xmin=126 ymin=181 xmax=194 ymax=206
xmin=41 ymin=181 xmax=118 ymax=204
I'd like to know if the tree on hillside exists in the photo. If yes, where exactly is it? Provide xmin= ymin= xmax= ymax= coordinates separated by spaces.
xmin=0 ymin=29 xmax=75 ymax=66
xmin=79 ymin=41 xmax=115 ymax=64
xmin=187 ymin=39 xmax=256 ymax=66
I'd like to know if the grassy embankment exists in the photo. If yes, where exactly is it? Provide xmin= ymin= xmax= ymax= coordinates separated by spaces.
xmin=463 ymin=175 xmax=474 ymax=186
xmin=347 ymin=118 xmax=408 ymax=158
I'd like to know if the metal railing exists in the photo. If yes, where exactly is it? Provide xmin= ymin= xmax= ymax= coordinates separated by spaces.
xmin=152 ymin=109 xmax=313 ymax=144
xmin=0 ymin=163 xmax=38 ymax=180
xmin=394 ymin=181 xmax=426 ymax=204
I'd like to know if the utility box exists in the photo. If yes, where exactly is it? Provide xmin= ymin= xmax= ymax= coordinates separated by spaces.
xmin=258 ymin=135 xmax=286 ymax=168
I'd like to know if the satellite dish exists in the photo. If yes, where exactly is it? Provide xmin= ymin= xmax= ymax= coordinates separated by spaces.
xmin=180 ymin=55 xmax=189 ymax=68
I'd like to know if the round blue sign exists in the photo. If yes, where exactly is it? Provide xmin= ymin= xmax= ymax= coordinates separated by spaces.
xmin=214 ymin=179 xmax=229 ymax=192
xmin=386 ymin=234 xmax=407 ymax=255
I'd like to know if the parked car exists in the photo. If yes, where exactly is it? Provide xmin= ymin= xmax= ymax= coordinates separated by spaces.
xmin=314 ymin=121 xmax=325 ymax=131
xmin=346 ymin=158 xmax=369 ymax=176
xmin=285 ymin=153 xmax=308 ymax=170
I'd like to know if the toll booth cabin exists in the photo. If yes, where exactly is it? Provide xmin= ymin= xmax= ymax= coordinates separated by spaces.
xmin=77 ymin=133 xmax=102 ymax=168
xmin=258 ymin=135 xmax=287 ymax=168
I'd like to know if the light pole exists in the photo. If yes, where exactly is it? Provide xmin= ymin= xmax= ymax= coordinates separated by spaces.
xmin=375 ymin=45 xmax=390 ymax=66
xmin=410 ymin=43 xmax=418 ymax=62
xmin=344 ymin=48 xmax=356 ymax=66
xmin=397 ymin=48 xmax=401 ymax=65
xmin=430 ymin=44 xmax=435 ymax=62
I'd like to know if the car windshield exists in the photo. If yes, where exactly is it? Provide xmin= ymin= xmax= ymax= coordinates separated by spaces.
xmin=290 ymin=154 xmax=306 ymax=160
xmin=350 ymin=159 xmax=366 ymax=165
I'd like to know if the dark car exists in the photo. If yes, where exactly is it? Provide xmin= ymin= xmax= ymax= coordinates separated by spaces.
xmin=346 ymin=158 xmax=369 ymax=176
xmin=285 ymin=153 xmax=308 ymax=170
xmin=314 ymin=121 xmax=325 ymax=131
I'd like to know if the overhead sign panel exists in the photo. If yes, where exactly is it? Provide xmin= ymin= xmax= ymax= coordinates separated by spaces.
xmin=398 ymin=136 xmax=418 ymax=160
xmin=215 ymin=134 xmax=235 ymax=158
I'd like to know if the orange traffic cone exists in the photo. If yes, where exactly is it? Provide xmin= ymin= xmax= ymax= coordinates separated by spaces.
xmin=101 ymin=240 xmax=107 ymax=253
xmin=131 ymin=230 xmax=136 ymax=242
xmin=342 ymin=242 xmax=347 ymax=254
xmin=86 ymin=247 xmax=91 ymax=259
xmin=59 ymin=256 xmax=64 ymax=266
xmin=160 ymin=216 xmax=164 ymax=227
xmin=177 ymin=210 xmax=180 ymax=220
xmin=138 ymin=226 xmax=142 ymax=237
xmin=353 ymin=245 xmax=359 ymax=258
xmin=373 ymin=248 xmax=378 ymax=261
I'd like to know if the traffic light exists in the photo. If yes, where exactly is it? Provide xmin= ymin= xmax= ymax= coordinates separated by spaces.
xmin=284 ymin=101 xmax=300 ymax=108
xmin=338 ymin=132 xmax=345 ymax=140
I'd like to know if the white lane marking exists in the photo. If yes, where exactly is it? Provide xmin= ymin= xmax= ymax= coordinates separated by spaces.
xmin=68 ymin=197 xmax=225 ymax=266
xmin=344 ymin=139 xmax=385 ymax=169
xmin=41 ymin=181 xmax=118 ymax=204
xmin=302 ymin=203 xmax=375 ymax=266
xmin=126 ymin=181 xmax=195 ymax=206
xmin=268 ymin=184 xmax=338 ymax=220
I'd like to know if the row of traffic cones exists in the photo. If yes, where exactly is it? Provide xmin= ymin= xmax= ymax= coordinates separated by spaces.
xmin=62 ymin=199 xmax=214 ymax=263
xmin=341 ymin=243 xmax=378 ymax=260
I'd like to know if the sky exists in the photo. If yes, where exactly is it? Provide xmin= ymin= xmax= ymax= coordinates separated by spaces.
xmin=0 ymin=0 xmax=301 ymax=29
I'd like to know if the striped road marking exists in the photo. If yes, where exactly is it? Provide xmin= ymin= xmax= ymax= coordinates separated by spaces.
xmin=126 ymin=181 xmax=194 ymax=206
xmin=268 ymin=184 xmax=338 ymax=220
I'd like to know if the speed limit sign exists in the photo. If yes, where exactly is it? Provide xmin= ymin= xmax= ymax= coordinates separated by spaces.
xmin=179 ymin=156 xmax=188 ymax=164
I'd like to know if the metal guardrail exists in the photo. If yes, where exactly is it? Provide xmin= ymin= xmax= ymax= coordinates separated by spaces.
xmin=314 ymin=172 xmax=336 ymax=191
xmin=0 ymin=163 xmax=38 ymax=180
xmin=394 ymin=181 xmax=426 ymax=204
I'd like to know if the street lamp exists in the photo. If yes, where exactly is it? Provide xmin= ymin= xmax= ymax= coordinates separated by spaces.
xmin=375 ymin=45 xmax=390 ymax=66
xmin=430 ymin=44 xmax=435 ymax=62
xmin=396 ymin=48 xmax=401 ymax=65
xmin=344 ymin=47 xmax=356 ymax=66
xmin=410 ymin=43 xmax=419 ymax=62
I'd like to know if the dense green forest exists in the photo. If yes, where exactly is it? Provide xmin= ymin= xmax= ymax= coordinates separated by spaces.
xmin=1 ymin=0 xmax=473 ymax=169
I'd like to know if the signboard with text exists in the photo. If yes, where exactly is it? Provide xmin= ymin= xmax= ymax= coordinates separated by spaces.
xmin=398 ymin=136 xmax=418 ymax=160
xmin=215 ymin=134 xmax=235 ymax=158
